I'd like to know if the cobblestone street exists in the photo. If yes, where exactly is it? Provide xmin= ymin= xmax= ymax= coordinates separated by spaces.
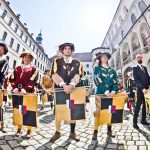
xmin=0 ymin=97 xmax=150 ymax=150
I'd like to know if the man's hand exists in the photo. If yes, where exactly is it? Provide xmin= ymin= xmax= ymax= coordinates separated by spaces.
xmin=110 ymin=91 xmax=116 ymax=97
xmin=13 ymin=88 xmax=19 ymax=94
xmin=20 ymin=88 xmax=26 ymax=94
xmin=63 ymin=84 xmax=69 ymax=94
xmin=106 ymin=93 xmax=111 ymax=97
xmin=68 ymin=85 xmax=75 ymax=91
xmin=142 ymin=89 xmax=148 ymax=95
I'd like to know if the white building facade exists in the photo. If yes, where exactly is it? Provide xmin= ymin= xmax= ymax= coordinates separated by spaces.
xmin=101 ymin=0 xmax=150 ymax=84
xmin=0 ymin=0 xmax=51 ymax=81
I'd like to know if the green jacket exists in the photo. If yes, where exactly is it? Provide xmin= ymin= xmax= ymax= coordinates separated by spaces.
xmin=94 ymin=66 xmax=119 ymax=95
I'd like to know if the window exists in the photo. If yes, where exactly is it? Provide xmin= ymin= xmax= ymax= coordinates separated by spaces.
xmin=29 ymin=40 xmax=32 ymax=47
xmin=10 ymin=38 xmax=14 ymax=48
xmin=138 ymin=1 xmax=147 ymax=13
xmin=36 ymin=49 xmax=38 ymax=55
xmin=131 ymin=14 xmax=137 ymax=24
xmin=86 ymin=64 xmax=89 ymax=68
xmin=13 ymin=60 xmax=16 ymax=69
xmin=25 ymin=36 xmax=28 ymax=43
xmin=14 ymin=24 xmax=18 ymax=33
xmin=87 ymin=71 xmax=90 ymax=75
xmin=16 ymin=44 xmax=20 ymax=52
xmin=2 ymin=31 xmax=7 ymax=41
xmin=35 ymin=59 xmax=37 ymax=65
xmin=8 ymin=18 xmax=13 ymax=26
xmin=23 ymin=48 xmax=25 ymax=52
xmin=20 ymin=31 xmax=23 ymax=38
xmin=121 ymin=30 xmax=124 ymax=38
xmin=6 ymin=56 xmax=9 ymax=61
xmin=33 ymin=45 xmax=35 ymax=52
xmin=1 ymin=10 xmax=7 ymax=19
xmin=119 ymin=16 xmax=123 ymax=24
xmin=123 ymin=6 xmax=128 ymax=14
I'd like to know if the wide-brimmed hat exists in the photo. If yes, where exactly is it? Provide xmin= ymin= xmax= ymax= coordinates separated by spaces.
xmin=59 ymin=43 xmax=75 ymax=53
xmin=20 ymin=51 xmax=34 ymax=60
xmin=45 ymin=67 xmax=51 ymax=71
xmin=96 ymin=52 xmax=111 ymax=60
xmin=0 ymin=40 xmax=8 ymax=55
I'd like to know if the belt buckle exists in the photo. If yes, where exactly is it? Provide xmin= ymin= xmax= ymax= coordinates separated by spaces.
xmin=18 ymin=84 xmax=22 ymax=88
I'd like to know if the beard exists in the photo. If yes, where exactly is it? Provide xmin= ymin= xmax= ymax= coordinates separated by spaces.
xmin=138 ymin=60 xmax=143 ymax=64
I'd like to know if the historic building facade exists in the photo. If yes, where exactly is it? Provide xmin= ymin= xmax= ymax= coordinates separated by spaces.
xmin=101 ymin=0 xmax=150 ymax=84
xmin=0 ymin=0 xmax=51 ymax=81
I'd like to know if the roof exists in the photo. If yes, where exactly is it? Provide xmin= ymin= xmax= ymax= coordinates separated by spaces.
xmin=72 ymin=52 xmax=92 ymax=62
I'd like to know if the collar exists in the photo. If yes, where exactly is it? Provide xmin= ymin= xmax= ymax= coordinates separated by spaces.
xmin=22 ymin=63 xmax=32 ymax=68
xmin=0 ymin=55 xmax=6 ymax=61
xmin=102 ymin=63 xmax=109 ymax=69
xmin=63 ymin=56 xmax=73 ymax=64
xmin=137 ymin=64 xmax=143 ymax=69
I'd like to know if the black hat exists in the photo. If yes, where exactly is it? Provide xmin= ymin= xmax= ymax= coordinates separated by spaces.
xmin=0 ymin=41 xmax=8 ymax=55
xmin=96 ymin=52 xmax=111 ymax=60
xmin=59 ymin=43 xmax=75 ymax=53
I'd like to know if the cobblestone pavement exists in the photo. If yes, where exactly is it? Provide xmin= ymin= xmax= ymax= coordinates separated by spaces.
xmin=0 ymin=97 xmax=150 ymax=150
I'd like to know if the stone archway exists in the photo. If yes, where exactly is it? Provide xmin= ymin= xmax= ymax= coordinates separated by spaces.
xmin=147 ymin=59 xmax=150 ymax=74
xmin=110 ymin=58 xmax=115 ymax=68
xmin=138 ymin=21 xmax=150 ymax=52
xmin=122 ymin=43 xmax=130 ymax=65
xmin=130 ymin=32 xmax=140 ymax=57
xmin=115 ymin=51 xmax=121 ymax=70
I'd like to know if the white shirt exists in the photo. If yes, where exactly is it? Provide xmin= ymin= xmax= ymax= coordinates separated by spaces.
xmin=0 ymin=55 xmax=6 ymax=61
xmin=63 ymin=56 xmax=73 ymax=64
xmin=137 ymin=64 xmax=144 ymax=71
xmin=102 ymin=63 xmax=109 ymax=69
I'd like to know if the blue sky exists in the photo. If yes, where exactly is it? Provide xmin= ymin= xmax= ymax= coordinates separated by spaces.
xmin=9 ymin=0 xmax=120 ymax=57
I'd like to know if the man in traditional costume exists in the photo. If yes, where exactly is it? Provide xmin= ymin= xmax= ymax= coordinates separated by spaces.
xmin=126 ymin=72 xmax=136 ymax=112
xmin=10 ymin=51 xmax=38 ymax=138
xmin=40 ymin=67 xmax=53 ymax=110
xmin=0 ymin=40 xmax=9 ymax=132
xmin=50 ymin=43 xmax=83 ymax=142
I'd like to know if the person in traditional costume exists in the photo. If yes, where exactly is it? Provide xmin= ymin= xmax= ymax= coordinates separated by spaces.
xmin=40 ymin=67 xmax=53 ymax=110
xmin=9 ymin=51 xmax=38 ymax=138
xmin=50 ymin=43 xmax=83 ymax=142
xmin=0 ymin=40 xmax=9 ymax=132
xmin=79 ymin=71 xmax=90 ymax=102
xmin=126 ymin=72 xmax=136 ymax=112
xmin=92 ymin=52 xmax=119 ymax=140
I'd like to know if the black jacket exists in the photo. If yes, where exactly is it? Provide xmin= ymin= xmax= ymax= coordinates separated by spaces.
xmin=133 ymin=65 xmax=150 ymax=91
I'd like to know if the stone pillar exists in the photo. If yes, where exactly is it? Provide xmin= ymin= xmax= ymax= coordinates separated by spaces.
xmin=137 ymin=33 xmax=144 ymax=53
xmin=119 ymin=48 xmax=125 ymax=87
xmin=128 ymin=41 xmax=134 ymax=60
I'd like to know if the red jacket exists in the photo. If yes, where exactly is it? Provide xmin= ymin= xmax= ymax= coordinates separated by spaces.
xmin=10 ymin=65 xmax=38 ymax=93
